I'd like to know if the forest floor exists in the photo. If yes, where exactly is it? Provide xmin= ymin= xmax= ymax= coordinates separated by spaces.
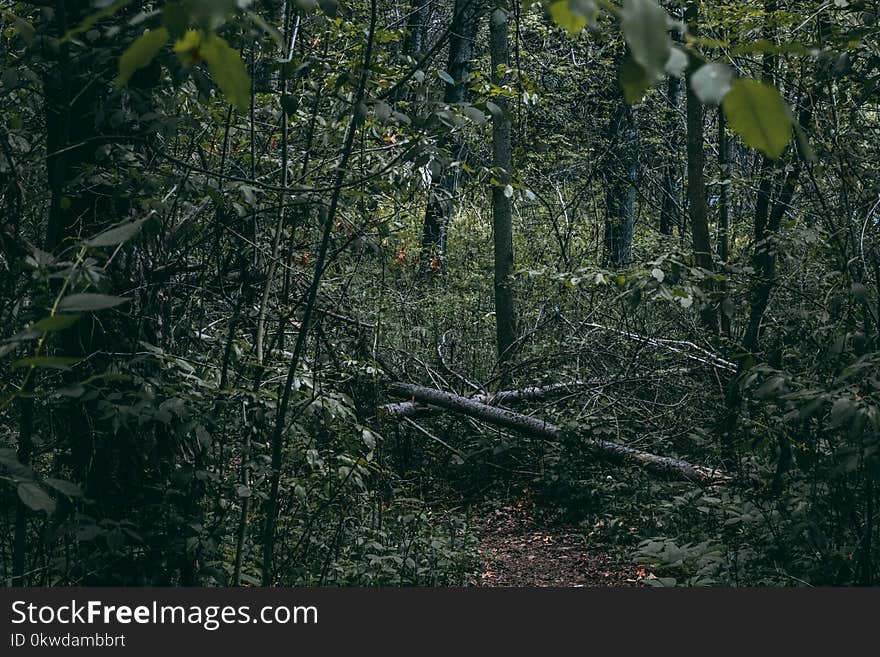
xmin=470 ymin=501 xmax=641 ymax=587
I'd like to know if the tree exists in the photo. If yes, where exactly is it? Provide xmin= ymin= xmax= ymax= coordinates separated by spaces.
xmin=659 ymin=73 xmax=682 ymax=238
xmin=3 ymin=0 xmax=880 ymax=590
xmin=419 ymin=0 xmax=482 ymax=269
xmin=659 ymin=6 xmax=684 ymax=238
xmin=489 ymin=4 xmax=517 ymax=363
xmin=684 ymin=0 xmax=716 ymax=331
xmin=604 ymin=102 xmax=639 ymax=269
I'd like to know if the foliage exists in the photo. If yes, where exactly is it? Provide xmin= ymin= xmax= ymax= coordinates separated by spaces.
xmin=0 ymin=0 xmax=878 ymax=589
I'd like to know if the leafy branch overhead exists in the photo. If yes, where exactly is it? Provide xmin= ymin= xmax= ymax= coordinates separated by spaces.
xmin=113 ymin=2 xmax=256 ymax=112
xmin=544 ymin=0 xmax=794 ymax=159
xmin=111 ymin=0 xmax=339 ymax=112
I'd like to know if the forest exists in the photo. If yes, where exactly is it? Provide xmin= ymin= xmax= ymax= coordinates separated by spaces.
xmin=0 ymin=0 xmax=878 ymax=588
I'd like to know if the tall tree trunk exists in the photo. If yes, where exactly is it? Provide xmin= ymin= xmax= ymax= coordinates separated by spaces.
xmin=743 ymin=93 xmax=812 ymax=353
xmin=717 ymin=108 xmax=730 ymax=263
xmin=489 ymin=5 xmax=516 ymax=363
xmin=718 ymin=108 xmax=732 ymax=337
xmin=659 ymin=74 xmax=682 ymax=237
xmin=39 ymin=1 xmax=187 ymax=583
xmin=742 ymin=0 xmax=785 ymax=354
xmin=752 ymin=0 xmax=779 ymax=252
xmin=403 ymin=0 xmax=430 ymax=56
xmin=685 ymin=0 xmax=717 ymax=331
xmin=721 ymin=0 xmax=785 ymax=473
xmin=419 ymin=0 xmax=480 ymax=269
xmin=604 ymin=104 xmax=638 ymax=268
xmin=660 ymin=8 xmax=683 ymax=237
xmin=44 ymin=0 xmax=125 ymax=502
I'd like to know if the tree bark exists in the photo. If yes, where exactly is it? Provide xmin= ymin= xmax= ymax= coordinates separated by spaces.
xmin=718 ymin=108 xmax=732 ymax=337
xmin=717 ymin=109 xmax=730 ymax=263
xmin=684 ymin=1 xmax=718 ymax=333
xmin=387 ymin=382 xmax=731 ymax=485
xmin=419 ymin=0 xmax=481 ymax=268
xmin=660 ymin=74 xmax=682 ymax=237
xmin=660 ymin=7 xmax=683 ymax=237
xmin=381 ymin=379 xmax=602 ymax=419
xmin=604 ymin=103 xmax=638 ymax=268
xmin=403 ymin=0 xmax=430 ymax=56
xmin=685 ymin=1 xmax=711 ymax=273
xmin=489 ymin=6 xmax=517 ymax=362
xmin=743 ymin=94 xmax=812 ymax=353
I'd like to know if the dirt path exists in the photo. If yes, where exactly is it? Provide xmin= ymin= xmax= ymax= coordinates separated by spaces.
xmin=472 ymin=502 xmax=640 ymax=587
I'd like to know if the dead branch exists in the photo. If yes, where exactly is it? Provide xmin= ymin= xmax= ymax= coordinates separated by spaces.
xmin=386 ymin=382 xmax=732 ymax=485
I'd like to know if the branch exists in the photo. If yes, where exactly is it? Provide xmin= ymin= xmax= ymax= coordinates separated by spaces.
xmin=386 ymin=382 xmax=732 ymax=485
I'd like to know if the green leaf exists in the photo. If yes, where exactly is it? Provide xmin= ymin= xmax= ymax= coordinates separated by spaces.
xmin=691 ymin=63 xmax=734 ymax=105
xmin=463 ymin=105 xmax=487 ymax=125
xmin=3 ymin=11 xmax=35 ymax=45
xmin=12 ymin=356 xmax=81 ymax=370
xmin=620 ymin=59 xmax=650 ymax=104
xmin=828 ymin=397 xmax=856 ymax=428
xmin=44 ymin=478 xmax=84 ymax=498
xmin=549 ymin=1 xmax=587 ymax=36
xmin=85 ymin=217 xmax=148 ymax=247
xmin=722 ymin=79 xmax=792 ymax=159
xmin=281 ymin=94 xmax=299 ymax=116
xmin=374 ymin=100 xmax=392 ymax=122
xmin=199 ymin=32 xmax=252 ymax=112
xmin=0 ymin=343 xmax=19 ymax=359
xmin=0 ymin=448 xmax=30 ymax=476
xmin=173 ymin=29 xmax=203 ymax=63
xmin=56 ymin=383 xmax=86 ymax=398
xmin=17 ymin=482 xmax=56 ymax=515
xmin=58 ymin=293 xmax=129 ymax=312
xmin=621 ymin=0 xmax=671 ymax=82
xmin=754 ymin=376 xmax=785 ymax=400
xmin=116 ymin=27 xmax=169 ymax=87
xmin=32 ymin=315 xmax=80 ymax=332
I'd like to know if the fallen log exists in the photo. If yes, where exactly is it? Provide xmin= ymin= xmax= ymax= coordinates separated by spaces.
xmin=387 ymin=382 xmax=732 ymax=485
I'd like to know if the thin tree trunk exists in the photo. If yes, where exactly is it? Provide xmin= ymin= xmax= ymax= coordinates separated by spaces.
xmin=743 ymin=94 xmax=812 ymax=353
xmin=237 ymin=11 xmax=298 ymax=586
xmin=403 ymin=0 xmax=429 ymax=56
xmin=685 ymin=1 xmax=717 ymax=332
xmin=261 ymin=0 xmax=378 ymax=586
xmin=718 ymin=108 xmax=732 ymax=337
xmin=419 ymin=0 xmax=480 ymax=268
xmin=660 ymin=9 xmax=683 ymax=237
xmin=490 ymin=5 xmax=516 ymax=363
xmin=604 ymin=103 xmax=638 ymax=268
xmin=718 ymin=109 xmax=730 ymax=263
